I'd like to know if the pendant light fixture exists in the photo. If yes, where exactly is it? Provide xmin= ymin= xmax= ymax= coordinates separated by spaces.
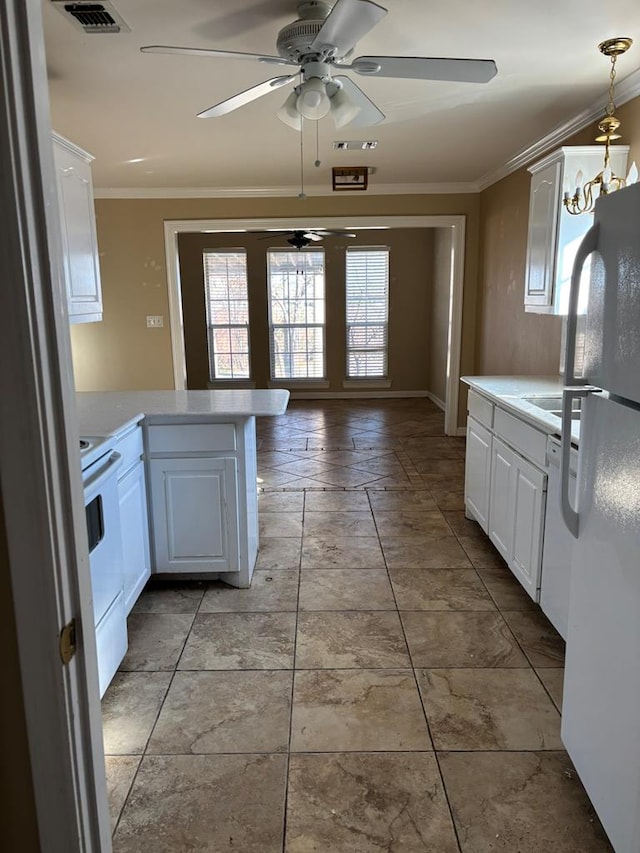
xmin=563 ymin=38 xmax=637 ymax=215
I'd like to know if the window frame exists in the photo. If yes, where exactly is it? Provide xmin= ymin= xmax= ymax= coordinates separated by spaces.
xmin=202 ymin=249 xmax=251 ymax=382
xmin=345 ymin=246 xmax=390 ymax=380
xmin=266 ymin=248 xmax=327 ymax=382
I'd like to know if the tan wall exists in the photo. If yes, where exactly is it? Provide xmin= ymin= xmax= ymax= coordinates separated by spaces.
xmin=69 ymin=194 xmax=481 ymax=418
xmin=178 ymin=228 xmax=435 ymax=392
xmin=0 ymin=494 xmax=41 ymax=853
xmin=429 ymin=228 xmax=452 ymax=403
xmin=476 ymin=94 xmax=640 ymax=376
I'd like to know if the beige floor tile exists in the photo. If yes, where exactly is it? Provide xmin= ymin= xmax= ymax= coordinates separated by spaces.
xmin=295 ymin=611 xmax=410 ymax=669
xmin=120 ymin=614 xmax=194 ymax=671
xmin=178 ymin=612 xmax=296 ymax=670
xmin=303 ymin=510 xmax=376 ymax=538
xmin=131 ymin=582 xmax=205 ymax=614
xmin=373 ymin=510 xmax=452 ymax=538
xmin=112 ymin=754 xmax=287 ymax=853
xmin=536 ymin=667 xmax=565 ymax=711
xmin=256 ymin=451 xmax=307 ymax=469
xmin=254 ymin=537 xmax=301 ymax=571
xmin=380 ymin=535 xmax=472 ymax=569
xmin=257 ymin=491 xmax=305 ymax=513
xmin=439 ymin=751 xmax=613 ymax=852
xmin=418 ymin=668 xmax=563 ymax=750
xmin=402 ymin=611 xmax=527 ymax=667
xmin=147 ymin=670 xmax=292 ymax=754
xmin=390 ymin=568 xmax=495 ymax=611
xmin=304 ymin=490 xmax=371 ymax=511
xmin=301 ymin=535 xmax=385 ymax=569
xmin=259 ymin=511 xmax=303 ymax=538
xmin=102 ymin=672 xmax=172 ymax=754
xmin=367 ymin=489 xmax=437 ymax=512
xmin=477 ymin=567 xmax=537 ymax=610
xmin=442 ymin=510 xmax=485 ymax=538
xmin=428 ymin=485 xmax=465 ymax=511
xmin=305 ymin=449 xmax=384 ymax=467
xmin=104 ymin=756 xmax=140 ymax=832
xmin=257 ymin=468 xmax=303 ymax=487
xmin=502 ymin=609 xmax=566 ymax=667
xmin=298 ymin=569 xmax=395 ymax=611
xmin=458 ymin=534 xmax=506 ymax=568
xmin=200 ymin=570 xmax=299 ymax=612
xmin=311 ymin=467 xmax=387 ymax=488
xmin=285 ymin=752 xmax=458 ymax=853
xmin=291 ymin=669 xmax=431 ymax=752
xmin=274 ymin=458 xmax=337 ymax=477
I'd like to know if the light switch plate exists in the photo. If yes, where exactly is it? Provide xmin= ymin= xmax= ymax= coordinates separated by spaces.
xmin=146 ymin=315 xmax=164 ymax=328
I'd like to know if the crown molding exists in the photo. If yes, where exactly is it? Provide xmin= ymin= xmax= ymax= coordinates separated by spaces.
xmin=477 ymin=66 xmax=640 ymax=191
xmin=93 ymin=181 xmax=479 ymax=199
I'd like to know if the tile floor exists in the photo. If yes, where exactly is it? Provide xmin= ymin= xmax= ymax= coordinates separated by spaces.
xmin=103 ymin=398 xmax=613 ymax=852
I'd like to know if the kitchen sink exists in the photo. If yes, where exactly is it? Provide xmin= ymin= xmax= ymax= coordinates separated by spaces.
xmin=521 ymin=395 xmax=582 ymax=419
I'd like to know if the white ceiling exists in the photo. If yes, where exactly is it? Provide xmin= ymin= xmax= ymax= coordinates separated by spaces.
xmin=42 ymin=0 xmax=640 ymax=192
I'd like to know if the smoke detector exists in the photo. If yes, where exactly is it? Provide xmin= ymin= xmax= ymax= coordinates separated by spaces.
xmin=50 ymin=1 xmax=131 ymax=34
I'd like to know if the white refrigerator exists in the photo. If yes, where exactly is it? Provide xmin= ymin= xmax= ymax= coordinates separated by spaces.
xmin=560 ymin=181 xmax=640 ymax=853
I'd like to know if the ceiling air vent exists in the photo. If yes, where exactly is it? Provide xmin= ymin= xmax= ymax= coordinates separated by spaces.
xmin=51 ymin=1 xmax=131 ymax=34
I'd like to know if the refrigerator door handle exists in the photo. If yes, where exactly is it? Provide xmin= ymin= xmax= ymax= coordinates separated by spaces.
xmin=564 ymin=222 xmax=599 ymax=385
xmin=560 ymin=388 xmax=583 ymax=537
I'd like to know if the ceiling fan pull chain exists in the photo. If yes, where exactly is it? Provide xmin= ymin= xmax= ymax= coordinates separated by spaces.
xmin=299 ymin=117 xmax=307 ymax=199
xmin=314 ymin=120 xmax=321 ymax=167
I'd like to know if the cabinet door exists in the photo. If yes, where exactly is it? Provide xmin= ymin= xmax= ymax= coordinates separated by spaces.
xmin=524 ymin=160 xmax=561 ymax=310
xmin=488 ymin=436 xmax=514 ymax=562
xmin=118 ymin=460 xmax=151 ymax=613
xmin=149 ymin=456 xmax=239 ymax=573
xmin=53 ymin=139 xmax=102 ymax=322
xmin=510 ymin=454 xmax=546 ymax=599
xmin=464 ymin=417 xmax=492 ymax=532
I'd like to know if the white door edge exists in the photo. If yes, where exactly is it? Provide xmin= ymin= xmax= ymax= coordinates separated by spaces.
xmin=1 ymin=2 xmax=110 ymax=850
xmin=163 ymin=215 xmax=466 ymax=436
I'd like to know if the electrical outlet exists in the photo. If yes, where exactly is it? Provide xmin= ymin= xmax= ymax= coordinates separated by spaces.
xmin=146 ymin=315 xmax=164 ymax=328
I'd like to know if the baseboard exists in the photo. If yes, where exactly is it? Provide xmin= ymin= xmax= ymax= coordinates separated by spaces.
xmin=288 ymin=390 xmax=431 ymax=400
xmin=425 ymin=391 xmax=446 ymax=411
xmin=455 ymin=426 xmax=466 ymax=437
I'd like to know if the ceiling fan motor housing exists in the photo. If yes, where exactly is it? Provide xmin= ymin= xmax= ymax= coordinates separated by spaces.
xmin=276 ymin=1 xmax=333 ymax=62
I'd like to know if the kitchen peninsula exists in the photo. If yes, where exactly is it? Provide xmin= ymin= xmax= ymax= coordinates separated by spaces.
xmin=77 ymin=388 xmax=289 ymax=588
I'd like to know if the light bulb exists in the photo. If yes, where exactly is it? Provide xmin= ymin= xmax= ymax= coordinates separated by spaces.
xmin=296 ymin=78 xmax=331 ymax=120
xmin=602 ymin=166 xmax=612 ymax=192
xmin=330 ymin=85 xmax=360 ymax=129
xmin=627 ymin=161 xmax=638 ymax=185
xmin=575 ymin=169 xmax=584 ymax=195
xmin=276 ymin=91 xmax=302 ymax=131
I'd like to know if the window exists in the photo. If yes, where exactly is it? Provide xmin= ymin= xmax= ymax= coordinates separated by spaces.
xmin=345 ymin=247 xmax=389 ymax=378
xmin=203 ymin=250 xmax=250 ymax=380
xmin=267 ymin=250 xmax=326 ymax=380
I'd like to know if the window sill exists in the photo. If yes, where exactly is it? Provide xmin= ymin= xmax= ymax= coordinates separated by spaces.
xmin=268 ymin=379 xmax=330 ymax=389
xmin=342 ymin=379 xmax=391 ymax=389
xmin=207 ymin=380 xmax=256 ymax=389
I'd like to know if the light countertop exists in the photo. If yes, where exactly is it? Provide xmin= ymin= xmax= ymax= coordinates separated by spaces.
xmin=76 ymin=389 xmax=290 ymax=439
xmin=461 ymin=375 xmax=580 ymax=444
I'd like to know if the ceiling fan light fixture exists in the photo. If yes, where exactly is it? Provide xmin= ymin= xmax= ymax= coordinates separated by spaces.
xmin=296 ymin=77 xmax=331 ymax=120
xmin=276 ymin=90 xmax=303 ymax=130
xmin=330 ymin=84 xmax=360 ymax=128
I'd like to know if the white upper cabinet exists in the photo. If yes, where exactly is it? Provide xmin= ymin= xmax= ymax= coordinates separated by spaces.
xmin=52 ymin=133 xmax=103 ymax=323
xmin=524 ymin=145 xmax=629 ymax=315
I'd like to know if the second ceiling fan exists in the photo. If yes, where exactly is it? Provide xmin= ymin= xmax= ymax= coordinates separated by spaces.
xmin=141 ymin=0 xmax=497 ymax=131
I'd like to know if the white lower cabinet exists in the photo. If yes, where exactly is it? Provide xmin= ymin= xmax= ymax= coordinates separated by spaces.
xmin=489 ymin=436 xmax=546 ymax=599
xmin=148 ymin=456 xmax=239 ymax=574
xmin=114 ymin=425 xmax=151 ymax=614
xmin=464 ymin=417 xmax=492 ymax=533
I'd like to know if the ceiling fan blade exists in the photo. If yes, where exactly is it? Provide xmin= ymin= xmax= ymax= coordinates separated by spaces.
xmin=350 ymin=55 xmax=497 ymax=83
xmin=314 ymin=230 xmax=357 ymax=237
xmin=140 ymin=45 xmax=298 ymax=68
xmin=310 ymin=0 xmax=387 ymax=59
xmin=332 ymin=76 xmax=385 ymax=127
xmin=197 ymin=76 xmax=296 ymax=118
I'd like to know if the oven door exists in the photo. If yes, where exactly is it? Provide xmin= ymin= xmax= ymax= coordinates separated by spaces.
xmin=83 ymin=450 xmax=127 ymax=696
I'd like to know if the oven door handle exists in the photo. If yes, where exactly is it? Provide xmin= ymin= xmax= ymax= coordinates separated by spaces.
xmin=83 ymin=452 xmax=123 ymax=497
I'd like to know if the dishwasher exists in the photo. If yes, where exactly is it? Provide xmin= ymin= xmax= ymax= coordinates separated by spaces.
xmin=540 ymin=436 xmax=578 ymax=641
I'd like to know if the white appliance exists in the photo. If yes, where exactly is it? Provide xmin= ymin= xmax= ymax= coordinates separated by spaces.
xmin=540 ymin=436 xmax=577 ymax=640
xmin=560 ymin=182 xmax=640 ymax=853
xmin=81 ymin=438 xmax=127 ymax=697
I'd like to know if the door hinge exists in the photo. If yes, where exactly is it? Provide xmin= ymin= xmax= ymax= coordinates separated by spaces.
xmin=59 ymin=618 xmax=77 ymax=665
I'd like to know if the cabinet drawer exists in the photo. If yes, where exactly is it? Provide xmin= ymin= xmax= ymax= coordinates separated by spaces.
xmin=494 ymin=407 xmax=546 ymax=468
xmin=114 ymin=425 xmax=143 ymax=475
xmin=147 ymin=423 xmax=236 ymax=454
xmin=467 ymin=389 xmax=494 ymax=429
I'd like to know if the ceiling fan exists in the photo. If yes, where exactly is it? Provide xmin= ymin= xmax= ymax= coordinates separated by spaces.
xmin=140 ymin=0 xmax=497 ymax=131
xmin=258 ymin=229 xmax=357 ymax=248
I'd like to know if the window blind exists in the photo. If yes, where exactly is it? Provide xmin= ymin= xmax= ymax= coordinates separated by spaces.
xmin=345 ymin=247 xmax=389 ymax=378
xmin=203 ymin=250 xmax=250 ymax=380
